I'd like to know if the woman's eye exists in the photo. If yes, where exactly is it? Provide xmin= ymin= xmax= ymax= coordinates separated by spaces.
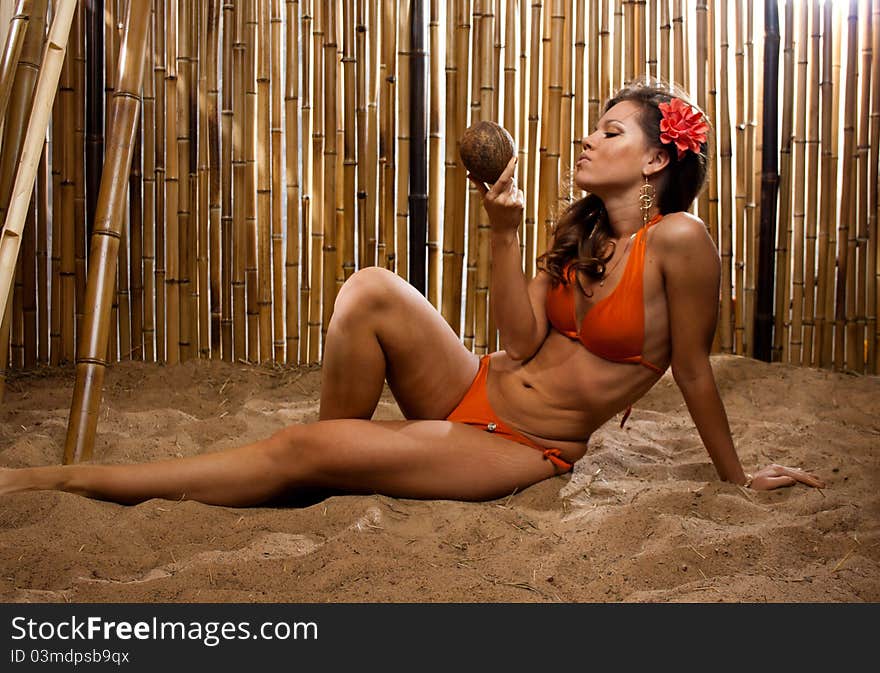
xmin=604 ymin=132 xmax=618 ymax=138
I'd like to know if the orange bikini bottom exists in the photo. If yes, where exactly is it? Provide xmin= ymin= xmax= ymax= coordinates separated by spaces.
xmin=445 ymin=355 xmax=574 ymax=473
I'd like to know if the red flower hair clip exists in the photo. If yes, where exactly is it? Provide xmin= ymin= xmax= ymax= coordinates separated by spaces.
xmin=658 ymin=98 xmax=709 ymax=159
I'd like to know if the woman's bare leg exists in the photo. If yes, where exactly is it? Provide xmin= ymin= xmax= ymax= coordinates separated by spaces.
xmin=0 ymin=420 xmax=559 ymax=505
xmin=319 ymin=267 xmax=479 ymax=421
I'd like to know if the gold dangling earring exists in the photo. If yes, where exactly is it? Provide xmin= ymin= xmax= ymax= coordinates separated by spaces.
xmin=639 ymin=175 xmax=655 ymax=225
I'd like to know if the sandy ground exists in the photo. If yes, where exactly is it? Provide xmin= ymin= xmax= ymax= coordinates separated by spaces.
xmin=0 ymin=355 xmax=877 ymax=603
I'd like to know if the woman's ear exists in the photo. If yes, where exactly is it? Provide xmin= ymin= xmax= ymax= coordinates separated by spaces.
xmin=644 ymin=147 xmax=670 ymax=178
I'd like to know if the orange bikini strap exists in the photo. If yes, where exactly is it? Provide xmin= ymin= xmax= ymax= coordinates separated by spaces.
xmin=542 ymin=448 xmax=572 ymax=472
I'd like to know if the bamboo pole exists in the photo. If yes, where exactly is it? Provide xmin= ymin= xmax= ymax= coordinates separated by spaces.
xmin=86 ymin=0 xmax=103 ymax=277
xmin=270 ymin=0 xmax=284 ymax=360
xmin=181 ymin=0 xmax=197 ymax=363
xmin=733 ymin=0 xmax=745 ymax=353
xmin=835 ymin=0 xmax=858 ymax=370
xmin=0 ymin=0 xmax=31 ymax=122
xmin=257 ymin=0 xmax=273 ymax=362
xmin=441 ymin=0 xmax=461 ymax=329
xmin=245 ymin=0 xmax=259 ymax=362
xmin=128 ymin=109 xmax=143 ymax=360
xmin=343 ymin=0 xmax=357 ymax=285
xmin=518 ymin=0 xmax=530 ymax=275
xmin=308 ymin=0 xmax=323 ymax=363
xmin=364 ymin=0 xmax=379 ymax=270
xmin=790 ymin=0 xmax=808 ymax=366
xmin=774 ymin=0 xmax=795 ymax=362
xmin=378 ymin=0 xmax=393 ymax=270
xmin=743 ymin=0 xmax=757 ymax=357
xmin=815 ymin=0 xmax=835 ymax=367
xmin=143 ymin=5 xmax=156 ymax=362
xmin=869 ymin=0 xmax=879 ymax=373
xmin=0 ymin=0 xmax=59 ymax=333
xmin=285 ymin=0 xmax=301 ymax=363
xmin=154 ymin=0 xmax=167 ymax=363
xmin=474 ymin=0 xmax=494 ymax=354
xmin=395 ymin=0 xmax=410 ymax=282
xmin=297 ymin=0 xmax=311 ymax=363
xmin=73 ymin=4 xmax=87 ymax=361
xmin=524 ymin=0 xmax=540 ymax=281
xmin=854 ymin=0 xmax=871 ymax=373
xmin=36 ymin=135 xmax=48 ymax=363
xmin=717 ymin=0 xmax=732 ymax=353
xmin=427 ymin=0 xmax=443 ymax=306
xmin=232 ymin=0 xmax=247 ymax=360
xmin=165 ymin=0 xmax=180 ymax=365
xmin=194 ymin=0 xmax=210 ymax=359
xmin=802 ymin=0 xmax=821 ymax=366
xmin=256 ymin=0 xmax=274 ymax=362
xmin=207 ymin=0 xmax=221 ymax=358
xmin=322 ymin=0 xmax=338 ymax=352
xmin=221 ymin=0 xmax=234 ymax=360
xmin=63 ymin=0 xmax=150 ymax=463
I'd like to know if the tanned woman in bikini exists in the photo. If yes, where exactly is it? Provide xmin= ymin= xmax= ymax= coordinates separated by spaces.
xmin=0 ymin=79 xmax=824 ymax=505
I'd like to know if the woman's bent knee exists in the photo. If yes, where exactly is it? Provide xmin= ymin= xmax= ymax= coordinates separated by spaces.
xmin=333 ymin=266 xmax=400 ymax=317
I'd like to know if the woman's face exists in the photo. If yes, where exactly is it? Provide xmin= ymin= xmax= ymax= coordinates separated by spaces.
xmin=574 ymin=100 xmax=658 ymax=196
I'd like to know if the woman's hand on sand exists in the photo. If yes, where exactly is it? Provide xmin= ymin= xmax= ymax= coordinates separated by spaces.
xmin=747 ymin=464 xmax=825 ymax=490
xmin=468 ymin=157 xmax=524 ymax=237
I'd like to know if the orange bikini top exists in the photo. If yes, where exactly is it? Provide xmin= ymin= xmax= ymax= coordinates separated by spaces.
xmin=545 ymin=213 xmax=664 ymax=374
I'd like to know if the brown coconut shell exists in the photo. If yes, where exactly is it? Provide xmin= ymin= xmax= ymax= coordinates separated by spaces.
xmin=459 ymin=121 xmax=517 ymax=184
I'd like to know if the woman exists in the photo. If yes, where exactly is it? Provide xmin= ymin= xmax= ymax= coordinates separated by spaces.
xmin=0 ymin=79 xmax=823 ymax=505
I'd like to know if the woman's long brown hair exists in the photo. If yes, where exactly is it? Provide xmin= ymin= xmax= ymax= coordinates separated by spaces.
xmin=537 ymin=77 xmax=710 ymax=294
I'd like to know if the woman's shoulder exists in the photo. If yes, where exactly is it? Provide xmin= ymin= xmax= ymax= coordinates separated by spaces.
xmin=652 ymin=211 xmax=716 ymax=254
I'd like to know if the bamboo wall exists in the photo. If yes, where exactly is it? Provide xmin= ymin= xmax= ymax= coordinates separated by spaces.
xmin=0 ymin=0 xmax=878 ymax=380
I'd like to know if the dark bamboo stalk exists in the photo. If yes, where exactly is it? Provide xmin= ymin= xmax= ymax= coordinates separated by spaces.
xmin=409 ymin=0 xmax=427 ymax=293
xmin=86 ymin=0 xmax=104 ymax=259
xmin=754 ymin=0 xmax=780 ymax=361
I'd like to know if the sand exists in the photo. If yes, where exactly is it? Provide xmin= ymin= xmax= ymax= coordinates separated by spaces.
xmin=0 ymin=355 xmax=878 ymax=603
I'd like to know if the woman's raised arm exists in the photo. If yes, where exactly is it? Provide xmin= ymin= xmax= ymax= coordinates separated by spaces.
xmin=470 ymin=157 xmax=550 ymax=361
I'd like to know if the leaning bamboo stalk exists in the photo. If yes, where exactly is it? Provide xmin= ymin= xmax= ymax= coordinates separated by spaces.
xmin=835 ymin=0 xmax=858 ymax=370
xmin=0 ymin=0 xmax=65 ymax=332
xmin=256 ymin=0 xmax=273 ymax=362
xmin=63 ymin=0 xmax=150 ymax=463
xmin=270 ymin=0 xmax=284 ymax=360
xmin=0 ymin=0 xmax=31 ymax=123
xmin=802 ymin=0 xmax=821 ymax=366
xmin=790 ymin=0 xmax=808 ymax=366
xmin=774 ymin=0 xmax=795 ymax=362
xmin=285 ymin=0 xmax=301 ymax=362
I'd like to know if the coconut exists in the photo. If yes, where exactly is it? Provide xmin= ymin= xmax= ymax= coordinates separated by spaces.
xmin=458 ymin=121 xmax=517 ymax=184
